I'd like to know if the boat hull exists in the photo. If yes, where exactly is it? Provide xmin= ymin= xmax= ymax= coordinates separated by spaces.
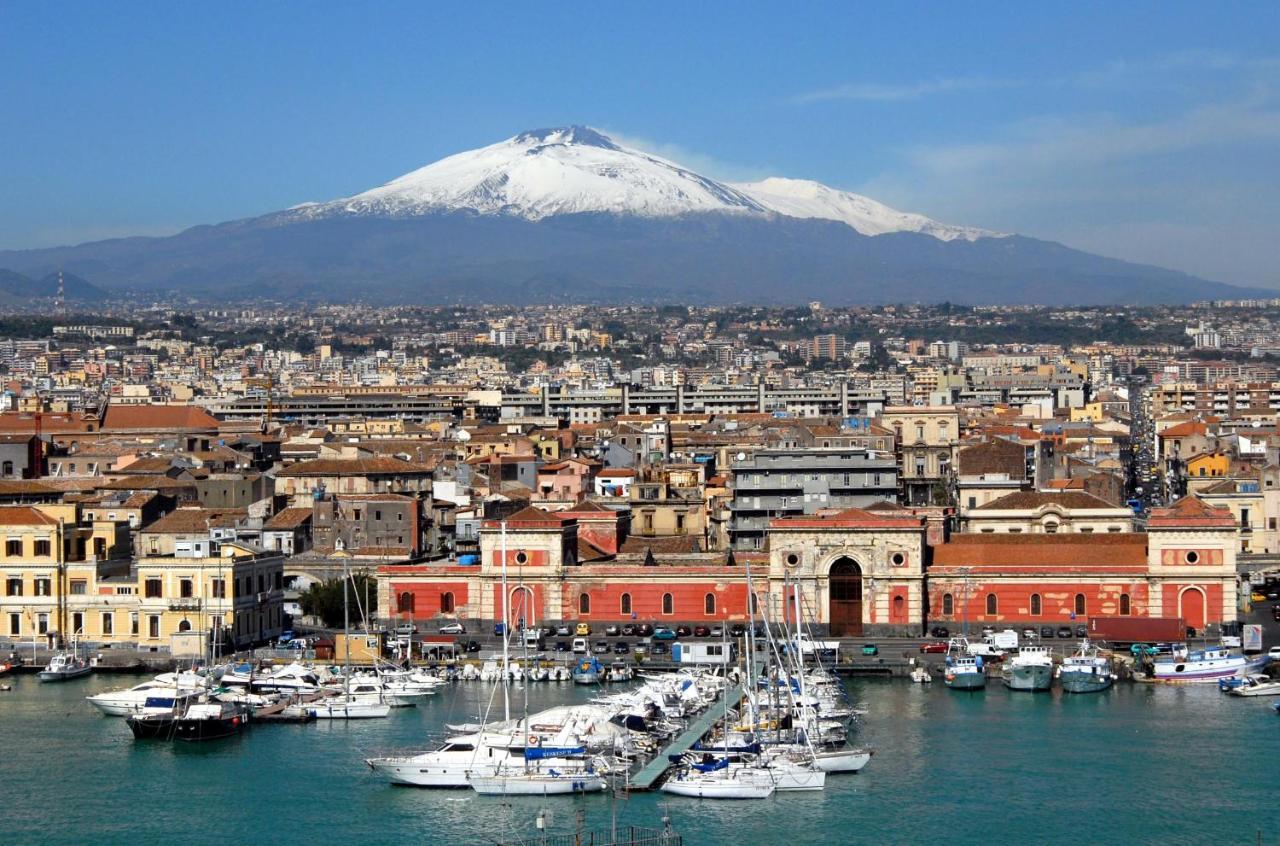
xmin=944 ymin=670 xmax=986 ymax=690
xmin=38 ymin=667 xmax=92 ymax=682
xmin=660 ymin=777 xmax=775 ymax=799
xmin=469 ymin=773 xmax=606 ymax=795
xmin=367 ymin=757 xmax=495 ymax=788
xmin=1060 ymin=670 xmax=1115 ymax=694
xmin=310 ymin=702 xmax=391 ymax=719
xmin=572 ymin=672 xmax=600 ymax=685
xmin=1003 ymin=664 xmax=1054 ymax=692
xmin=811 ymin=748 xmax=873 ymax=773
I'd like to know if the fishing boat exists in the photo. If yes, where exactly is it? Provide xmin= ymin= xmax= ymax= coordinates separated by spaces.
xmin=809 ymin=747 xmax=874 ymax=773
xmin=1226 ymin=674 xmax=1280 ymax=697
xmin=127 ymin=697 xmax=248 ymax=741
xmin=1058 ymin=641 xmax=1116 ymax=694
xmin=1149 ymin=645 xmax=1269 ymax=684
xmin=910 ymin=666 xmax=932 ymax=684
xmin=573 ymin=656 xmax=603 ymax=684
xmin=37 ymin=650 xmax=92 ymax=682
xmin=0 ymin=660 xmax=14 ymax=677
xmin=944 ymin=639 xmax=986 ymax=690
xmin=1002 ymin=645 xmax=1054 ymax=692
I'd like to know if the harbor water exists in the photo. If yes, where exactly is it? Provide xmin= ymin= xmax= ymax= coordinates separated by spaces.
xmin=2 ymin=672 xmax=1278 ymax=845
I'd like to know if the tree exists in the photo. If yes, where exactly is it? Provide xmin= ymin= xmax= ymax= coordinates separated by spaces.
xmin=300 ymin=574 xmax=378 ymax=628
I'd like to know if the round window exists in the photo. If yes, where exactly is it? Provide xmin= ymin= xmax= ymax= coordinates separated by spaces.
xmin=1184 ymin=551 xmax=1199 ymax=564
xmin=785 ymin=553 xmax=800 ymax=567
xmin=891 ymin=552 xmax=906 ymax=567
xmin=515 ymin=551 xmax=529 ymax=565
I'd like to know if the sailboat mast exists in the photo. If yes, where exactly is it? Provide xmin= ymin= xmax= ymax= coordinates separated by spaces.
xmin=500 ymin=519 xmax=510 ymax=722
xmin=342 ymin=559 xmax=351 ymax=696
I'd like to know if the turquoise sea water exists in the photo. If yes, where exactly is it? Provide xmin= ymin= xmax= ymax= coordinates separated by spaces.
xmin=2 ymin=673 xmax=1278 ymax=846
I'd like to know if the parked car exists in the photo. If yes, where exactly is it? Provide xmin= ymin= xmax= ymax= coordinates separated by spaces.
xmin=1038 ymin=626 xmax=1054 ymax=638
xmin=463 ymin=640 xmax=482 ymax=653
xmin=541 ymin=625 xmax=557 ymax=638
xmin=862 ymin=643 xmax=879 ymax=656
xmin=730 ymin=624 xmax=746 ymax=637
xmin=604 ymin=625 xmax=620 ymax=636
xmin=709 ymin=626 xmax=723 ymax=637
xmin=438 ymin=622 xmax=466 ymax=635
xmin=1221 ymin=635 xmax=1242 ymax=648
xmin=1075 ymin=625 xmax=1089 ymax=638
xmin=553 ymin=641 xmax=570 ymax=653
xmin=493 ymin=623 xmax=506 ymax=636
xmin=693 ymin=625 xmax=710 ymax=637
xmin=621 ymin=624 xmax=636 ymax=636
xmin=1251 ymin=591 xmax=1268 ymax=603
xmin=1056 ymin=627 xmax=1073 ymax=639
xmin=593 ymin=641 xmax=610 ymax=654
xmin=919 ymin=641 xmax=948 ymax=654
xmin=650 ymin=641 xmax=670 ymax=656
xmin=636 ymin=624 xmax=654 ymax=637
xmin=575 ymin=623 xmax=592 ymax=636
xmin=930 ymin=626 xmax=950 ymax=638
xmin=1268 ymin=646 xmax=1280 ymax=660
xmin=556 ymin=625 xmax=572 ymax=636
xmin=981 ymin=627 xmax=995 ymax=638
xmin=395 ymin=622 xmax=417 ymax=636
xmin=613 ymin=641 xmax=630 ymax=654
xmin=652 ymin=627 xmax=678 ymax=640
xmin=633 ymin=643 xmax=648 ymax=656
xmin=1021 ymin=628 xmax=1037 ymax=639
xmin=572 ymin=638 xmax=588 ymax=654
xmin=675 ymin=625 xmax=692 ymax=637
xmin=752 ymin=625 xmax=766 ymax=638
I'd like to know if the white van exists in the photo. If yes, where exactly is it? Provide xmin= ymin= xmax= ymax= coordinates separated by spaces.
xmin=572 ymin=637 xmax=588 ymax=654
xmin=524 ymin=628 xmax=544 ymax=649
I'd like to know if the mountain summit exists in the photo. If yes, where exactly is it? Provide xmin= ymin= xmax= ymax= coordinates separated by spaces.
xmin=0 ymin=126 xmax=1262 ymax=305
xmin=291 ymin=126 xmax=988 ymax=241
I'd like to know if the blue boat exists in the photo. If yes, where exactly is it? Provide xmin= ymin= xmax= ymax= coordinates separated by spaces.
xmin=572 ymin=656 xmax=603 ymax=684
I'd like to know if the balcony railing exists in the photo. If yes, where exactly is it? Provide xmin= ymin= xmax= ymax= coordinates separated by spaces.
xmin=168 ymin=597 xmax=202 ymax=611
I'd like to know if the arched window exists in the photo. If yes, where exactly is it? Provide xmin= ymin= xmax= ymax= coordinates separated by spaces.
xmin=1030 ymin=594 xmax=1042 ymax=616
xmin=1119 ymin=593 xmax=1131 ymax=616
xmin=662 ymin=593 xmax=674 ymax=615
xmin=704 ymin=593 xmax=716 ymax=615
xmin=399 ymin=592 xmax=415 ymax=614
xmin=985 ymin=593 xmax=998 ymax=615
xmin=1074 ymin=593 xmax=1086 ymax=615
xmin=620 ymin=593 xmax=632 ymax=615
xmin=177 ymin=619 xmax=191 ymax=632
xmin=579 ymin=593 xmax=590 ymax=615
xmin=440 ymin=591 xmax=454 ymax=613
xmin=942 ymin=593 xmax=953 ymax=616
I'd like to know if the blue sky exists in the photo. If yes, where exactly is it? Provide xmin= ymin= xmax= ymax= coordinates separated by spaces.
xmin=2 ymin=2 xmax=1278 ymax=287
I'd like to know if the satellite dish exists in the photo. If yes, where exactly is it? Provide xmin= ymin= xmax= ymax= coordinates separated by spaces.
xmin=455 ymin=429 xmax=472 ymax=442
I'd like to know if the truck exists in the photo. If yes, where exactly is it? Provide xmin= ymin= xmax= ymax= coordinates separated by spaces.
xmin=793 ymin=632 xmax=840 ymax=657
xmin=1087 ymin=616 xmax=1186 ymax=645
xmin=965 ymin=641 xmax=1006 ymax=658
xmin=671 ymin=641 xmax=738 ymax=665
xmin=983 ymin=629 xmax=1019 ymax=650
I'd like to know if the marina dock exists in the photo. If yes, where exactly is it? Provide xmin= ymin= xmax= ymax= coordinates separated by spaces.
xmin=627 ymin=681 xmax=745 ymax=791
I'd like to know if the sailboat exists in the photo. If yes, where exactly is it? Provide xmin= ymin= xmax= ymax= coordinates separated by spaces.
xmin=312 ymin=560 xmax=390 ymax=719
xmin=470 ymin=566 xmax=609 ymax=796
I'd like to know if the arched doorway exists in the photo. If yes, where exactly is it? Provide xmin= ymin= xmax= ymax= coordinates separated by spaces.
xmin=509 ymin=586 xmax=536 ymax=629
xmin=829 ymin=558 xmax=863 ymax=636
xmin=1178 ymin=586 xmax=1207 ymax=630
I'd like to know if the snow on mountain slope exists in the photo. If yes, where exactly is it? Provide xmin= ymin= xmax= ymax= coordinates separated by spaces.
xmin=730 ymin=177 xmax=1000 ymax=242
xmin=292 ymin=125 xmax=999 ymax=242
xmin=297 ymin=126 xmax=767 ymax=221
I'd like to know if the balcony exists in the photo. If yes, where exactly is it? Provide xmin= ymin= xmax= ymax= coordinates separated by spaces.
xmin=168 ymin=597 xmax=202 ymax=611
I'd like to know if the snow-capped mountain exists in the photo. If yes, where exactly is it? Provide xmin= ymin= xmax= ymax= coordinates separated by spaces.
xmin=0 ymin=125 xmax=1260 ymax=306
xmin=293 ymin=125 xmax=990 ymax=243
xmin=731 ymin=177 xmax=997 ymax=242
xmin=294 ymin=126 xmax=768 ymax=221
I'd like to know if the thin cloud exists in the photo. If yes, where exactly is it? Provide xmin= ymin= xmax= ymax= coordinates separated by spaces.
xmin=794 ymin=76 xmax=1007 ymax=104
xmin=598 ymin=128 xmax=775 ymax=182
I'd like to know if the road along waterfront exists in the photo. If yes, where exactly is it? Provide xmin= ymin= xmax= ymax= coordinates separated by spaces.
xmin=1 ymin=671 xmax=1277 ymax=846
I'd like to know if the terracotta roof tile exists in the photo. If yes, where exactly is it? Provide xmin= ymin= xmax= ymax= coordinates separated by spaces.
xmin=0 ymin=506 xmax=59 ymax=526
